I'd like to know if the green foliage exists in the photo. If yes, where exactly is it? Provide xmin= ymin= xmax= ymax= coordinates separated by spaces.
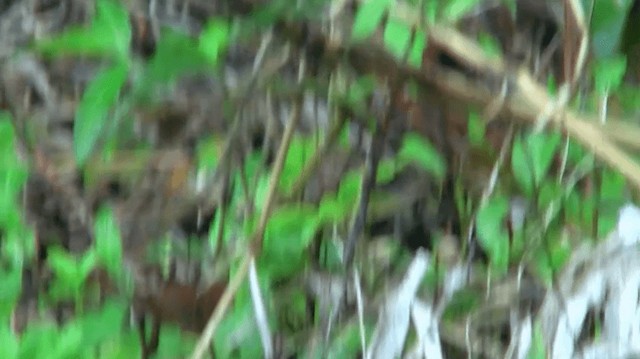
xmin=511 ymin=132 xmax=560 ymax=197
xmin=443 ymin=0 xmax=480 ymax=23
xmin=34 ymin=0 xmax=131 ymax=61
xmin=383 ymin=19 xmax=412 ymax=59
xmin=407 ymin=29 xmax=427 ymax=68
xmin=261 ymin=204 xmax=320 ymax=279
xmin=199 ymin=19 xmax=231 ymax=65
xmin=215 ymin=299 xmax=263 ymax=359
xmin=279 ymin=136 xmax=317 ymax=194
xmin=47 ymin=247 xmax=97 ymax=304
xmin=136 ymin=31 xmax=209 ymax=95
xmin=467 ymin=111 xmax=486 ymax=147
xmin=7 ymin=299 xmax=136 ymax=359
xmin=593 ymin=55 xmax=627 ymax=94
xmin=94 ymin=206 xmax=123 ymax=280
xmin=476 ymin=195 xmax=510 ymax=275
xmin=351 ymin=0 xmax=391 ymax=41
xmin=397 ymin=132 xmax=446 ymax=180
xmin=74 ymin=63 xmax=128 ymax=167
xmin=590 ymin=0 xmax=634 ymax=58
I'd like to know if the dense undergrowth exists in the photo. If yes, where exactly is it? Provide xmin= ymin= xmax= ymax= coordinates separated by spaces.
xmin=2 ymin=0 xmax=640 ymax=358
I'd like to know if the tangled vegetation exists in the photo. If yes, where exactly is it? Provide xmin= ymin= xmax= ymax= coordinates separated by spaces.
xmin=2 ymin=0 xmax=640 ymax=358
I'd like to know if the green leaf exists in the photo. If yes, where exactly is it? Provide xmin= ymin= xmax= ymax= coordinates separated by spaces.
xmin=348 ymin=75 xmax=377 ymax=108
xmin=78 ymin=249 xmax=98 ymax=285
xmin=95 ymin=206 xmax=122 ymax=279
xmin=397 ymin=132 xmax=446 ymax=180
xmin=74 ymin=62 xmax=128 ymax=167
xmin=318 ymin=195 xmax=351 ymax=224
xmin=326 ymin=321 xmax=374 ymax=359
xmin=376 ymin=158 xmax=399 ymax=184
xmin=199 ymin=19 xmax=231 ymax=65
xmin=262 ymin=205 xmax=319 ymax=279
xmin=511 ymin=133 xmax=560 ymax=198
xmin=594 ymin=55 xmax=627 ymax=94
xmin=526 ymin=132 xmax=560 ymax=187
xmin=591 ymin=0 xmax=633 ymax=59
xmin=407 ymin=29 xmax=427 ymax=68
xmin=338 ymin=171 xmax=363 ymax=206
xmin=279 ymin=136 xmax=316 ymax=193
xmin=534 ymin=231 xmax=570 ymax=285
xmin=476 ymin=196 xmax=510 ymax=275
xmin=48 ymin=247 xmax=81 ymax=288
xmin=53 ymin=321 xmax=84 ymax=358
xmin=443 ymin=288 xmax=480 ymax=320
xmin=600 ymin=168 xmax=625 ymax=201
xmin=18 ymin=323 xmax=58 ymax=359
xmin=0 ymin=268 xmax=22 ymax=322
xmin=0 ymin=327 xmax=18 ymax=359
xmin=383 ymin=19 xmax=412 ymax=59
xmin=78 ymin=300 xmax=127 ymax=347
xmin=35 ymin=0 xmax=131 ymax=60
xmin=478 ymin=32 xmax=501 ymax=58
xmin=215 ymin=300 xmax=263 ymax=359
xmin=139 ymin=30 xmax=209 ymax=92
xmin=467 ymin=111 xmax=485 ymax=146
xmin=443 ymin=0 xmax=480 ymax=23
xmin=351 ymin=0 xmax=390 ymax=41
xmin=196 ymin=136 xmax=221 ymax=171
xmin=538 ymin=180 xmax=563 ymax=217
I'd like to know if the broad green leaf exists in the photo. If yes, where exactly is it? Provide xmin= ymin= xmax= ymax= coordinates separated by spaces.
xmin=196 ymin=136 xmax=221 ymax=171
xmin=262 ymin=205 xmax=319 ymax=279
xmin=325 ymin=321 xmax=374 ymax=359
xmin=348 ymin=75 xmax=377 ymax=108
xmin=538 ymin=180 xmax=563 ymax=218
xmin=338 ymin=170 xmax=363 ymax=206
xmin=398 ymin=132 xmax=446 ymax=180
xmin=53 ymin=321 xmax=84 ymax=358
xmin=78 ymin=300 xmax=127 ymax=347
xmin=478 ymin=32 xmax=501 ymax=58
xmin=527 ymin=132 xmax=560 ymax=187
xmin=0 ymin=116 xmax=19 ymax=166
xmin=156 ymin=325 xmax=196 ymax=359
xmin=443 ymin=0 xmax=480 ymax=23
xmin=351 ymin=0 xmax=390 ymax=41
xmin=591 ymin=0 xmax=633 ymax=58
xmin=18 ymin=323 xmax=58 ymax=359
xmin=318 ymin=195 xmax=351 ymax=223
xmin=138 ymin=30 xmax=209 ymax=93
xmin=48 ymin=247 xmax=81 ymax=288
xmin=534 ymin=231 xmax=570 ymax=284
xmin=528 ymin=322 xmax=547 ymax=359
xmin=376 ymin=158 xmax=399 ymax=184
xmin=407 ymin=29 xmax=427 ymax=68
xmin=424 ymin=0 xmax=438 ymax=24
xmin=383 ymin=19 xmax=412 ymax=59
xmin=35 ymin=0 xmax=131 ymax=60
xmin=95 ymin=206 xmax=123 ymax=279
xmin=279 ymin=136 xmax=316 ymax=193
xmin=511 ymin=135 xmax=533 ymax=197
xmin=0 ymin=268 xmax=22 ymax=322
xmin=199 ymin=19 xmax=231 ymax=65
xmin=600 ymin=169 xmax=625 ymax=201
xmin=215 ymin=300 xmax=262 ymax=359
xmin=476 ymin=196 xmax=510 ymax=275
xmin=467 ymin=111 xmax=485 ymax=146
xmin=0 ymin=327 xmax=18 ymax=359
xmin=443 ymin=288 xmax=480 ymax=320
xmin=594 ymin=56 xmax=627 ymax=94
xmin=74 ymin=62 xmax=128 ymax=167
